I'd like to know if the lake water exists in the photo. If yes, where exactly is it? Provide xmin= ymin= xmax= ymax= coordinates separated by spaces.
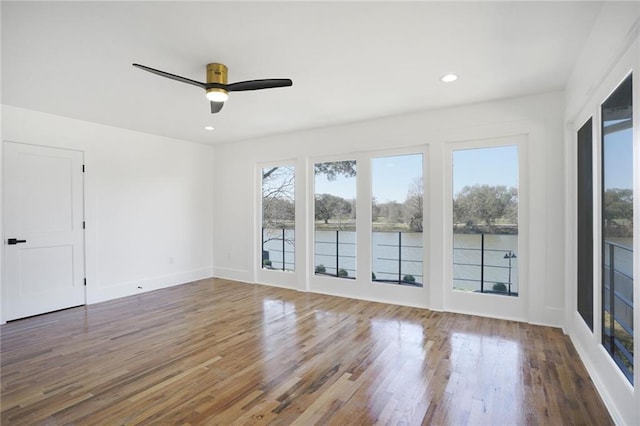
xmin=452 ymin=234 xmax=519 ymax=294
xmin=605 ymin=237 xmax=633 ymax=279
xmin=263 ymin=230 xmax=520 ymax=292
xmin=602 ymin=237 xmax=634 ymax=333
xmin=313 ymin=231 xmax=425 ymax=283
xmin=263 ymin=231 xmax=634 ymax=301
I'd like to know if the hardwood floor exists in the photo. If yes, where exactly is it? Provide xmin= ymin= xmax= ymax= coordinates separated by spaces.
xmin=1 ymin=278 xmax=611 ymax=425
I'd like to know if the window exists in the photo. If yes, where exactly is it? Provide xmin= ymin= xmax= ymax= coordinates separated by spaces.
xmin=452 ymin=146 xmax=519 ymax=296
xmin=601 ymin=73 xmax=633 ymax=383
xmin=577 ymin=118 xmax=594 ymax=331
xmin=261 ymin=165 xmax=295 ymax=271
xmin=371 ymin=154 xmax=423 ymax=287
xmin=314 ymin=160 xmax=357 ymax=279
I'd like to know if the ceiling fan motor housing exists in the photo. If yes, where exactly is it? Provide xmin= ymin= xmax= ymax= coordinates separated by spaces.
xmin=206 ymin=63 xmax=228 ymax=99
xmin=132 ymin=61 xmax=292 ymax=112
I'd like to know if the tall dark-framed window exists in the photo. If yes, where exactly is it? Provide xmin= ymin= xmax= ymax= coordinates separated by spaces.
xmin=601 ymin=73 xmax=633 ymax=384
xmin=577 ymin=118 xmax=594 ymax=330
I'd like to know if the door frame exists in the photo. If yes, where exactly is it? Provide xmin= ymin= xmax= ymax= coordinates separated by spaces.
xmin=364 ymin=146 xmax=429 ymax=308
xmin=443 ymin=134 xmax=530 ymax=322
xmin=254 ymin=158 xmax=305 ymax=290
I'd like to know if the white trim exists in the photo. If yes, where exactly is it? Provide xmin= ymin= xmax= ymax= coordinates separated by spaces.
xmin=563 ymin=118 xmax=579 ymax=333
xmin=565 ymin=38 xmax=638 ymax=426
xmin=568 ymin=320 xmax=624 ymax=425
xmin=213 ymin=266 xmax=252 ymax=283
xmin=442 ymin=132 xmax=530 ymax=322
xmin=306 ymin=147 xmax=431 ymax=309
xmin=565 ymin=13 xmax=640 ymax=124
xmin=255 ymin=160 xmax=301 ymax=290
xmin=633 ymin=55 xmax=640 ymax=417
xmin=307 ymin=152 xmax=362 ymax=298
xmin=594 ymin=99 xmax=604 ymax=350
xmin=87 ymin=267 xmax=213 ymax=305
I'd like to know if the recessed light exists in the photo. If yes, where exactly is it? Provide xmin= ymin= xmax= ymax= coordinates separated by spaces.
xmin=204 ymin=126 xmax=215 ymax=131
xmin=441 ymin=73 xmax=458 ymax=83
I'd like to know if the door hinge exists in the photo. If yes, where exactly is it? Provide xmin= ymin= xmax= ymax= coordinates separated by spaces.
xmin=82 ymin=164 xmax=85 ymax=173
xmin=84 ymin=278 xmax=87 ymax=286
xmin=83 ymin=221 xmax=86 ymax=229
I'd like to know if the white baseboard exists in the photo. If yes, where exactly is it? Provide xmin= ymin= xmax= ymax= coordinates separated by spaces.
xmin=565 ymin=311 xmax=639 ymax=425
xmin=86 ymin=267 xmax=213 ymax=305
xmin=567 ymin=330 xmax=625 ymax=425
xmin=528 ymin=307 xmax=564 ymax=328
xmin=212 ymin=266 xmax=252 ymax=283
xmin=254 ymin=280 xmax=298 ymax=291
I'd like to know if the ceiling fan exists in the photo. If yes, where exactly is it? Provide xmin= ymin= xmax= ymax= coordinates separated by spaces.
xmin=132 ymin=63 xmax=293 ymax=113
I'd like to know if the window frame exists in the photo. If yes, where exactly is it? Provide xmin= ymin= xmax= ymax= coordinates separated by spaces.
xmin=443 ymin=133 xmax=529 ymax=321
xmin=255 ymin=159 xmax=302 ymax=290
xmin=370 ymin=151 xmax=426 ymax=288
xmin=599 ymin=72 xmax=634 ymax=384
xmin=307 ymin=146 xmax=429 ymax=308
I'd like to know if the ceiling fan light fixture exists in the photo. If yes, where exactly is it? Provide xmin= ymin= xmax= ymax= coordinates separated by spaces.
xmin=206 ymin=88 xmax=229 ymax=102
xmin=441 ymin=73 xmax=458 ymax=83
xmin=133 ymin=62 xmax=292 ymax=114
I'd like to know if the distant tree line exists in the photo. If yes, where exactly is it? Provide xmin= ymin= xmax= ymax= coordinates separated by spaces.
xmin=262 ymin=166 xmax=295 ymax=229
xmin=262 ymin=161 xmax=357 ymax=229
xmin=315 ymin=194 xmax=354 ymax=224
xmin=371 ymin=177 xmax=423 ymax=232
xmin=453 ymin=184 xmax=518 ymax=227
xmin=604 ymin=188 xmax=633 ymax=236
xmin=263 ymin=164 xmax=586 ymax=236
xmin=264 ymin=162 xmax=425 ymax=232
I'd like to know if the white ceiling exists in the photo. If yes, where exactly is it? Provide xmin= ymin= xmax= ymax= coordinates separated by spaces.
xmin=2 ymin=1 xmax=603 ymax=145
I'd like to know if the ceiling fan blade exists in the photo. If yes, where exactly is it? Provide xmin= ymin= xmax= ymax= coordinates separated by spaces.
xmin=210 ymin=101 xmax=224 ymax=114
xmin=227 ymin=79 xmax=293 ymax=92
xmin=132 ymin=63 xmax=207 ymax=89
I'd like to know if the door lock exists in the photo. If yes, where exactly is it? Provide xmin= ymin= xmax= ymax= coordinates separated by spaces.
xmin=7 ymin=238 xmax=26 ymax=245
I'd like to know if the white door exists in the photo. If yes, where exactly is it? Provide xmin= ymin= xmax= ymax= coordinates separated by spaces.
xmin=3 ymin=142 xmax=85 ymax=321
xmin=444 ymin=136 xmax=528 ymax=321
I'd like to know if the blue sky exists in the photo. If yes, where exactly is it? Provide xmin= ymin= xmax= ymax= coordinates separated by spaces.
xmin=452 ymin=145 xmax=518 ymax=195
xmin=315 ymin=167 xmax=358 ymax=200
xmin=372 ymin=154 xmax=422 ymax=203
xmin=314 ymin=147 xmax=522 ymax=201
xmin=603 ymin=127 xmax=633 ymax=190
xmin=312 ymin=129 xmax=633 ymax=204
xmin=315 ymin=154 xmax=423 ymax=203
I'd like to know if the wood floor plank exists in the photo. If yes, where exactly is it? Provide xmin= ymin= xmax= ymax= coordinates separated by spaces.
xmin=1 ymin=278 xmax=612 ymax=425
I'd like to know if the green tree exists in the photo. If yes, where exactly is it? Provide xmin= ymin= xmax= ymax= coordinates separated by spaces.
xmin=262 ymin=197 xmax=294 ymax=226
xmin=262 ymin=161 xmax=356 ymax=228
xmin=454 ymin=184 xmax=517 ymax=225
xmin=262 ymin=160 xmax=356 ymax=182
xmin=313 ymin=160 xmax=356 ymax=181
xmin=315 ymin=194 xmax=352 ymax=224
xmin=262 ymin=166 xmax=295 ymax=229
xmin=405 ymin=177 xmax=423 ymax=232
xmin=377 ymin=201 xmax=404 ymax=224
xmin=503 ymin=187 xmax=518 ymax=224
xmin=603 ymin=188 xmax=633 ymax=227
xmin=371 ymin=196 xmax=382 ymax=221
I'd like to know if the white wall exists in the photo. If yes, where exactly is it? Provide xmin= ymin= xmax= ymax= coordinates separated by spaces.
xmin=1 ymin=106 xmax=214 ymax=320
xmin=564 ymin=2 xmax=639 ymax=425
xmin=213 ymin=90 xmax=566 ymax=327
xmin=565 ymin=2 xmax=640 ymax=121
